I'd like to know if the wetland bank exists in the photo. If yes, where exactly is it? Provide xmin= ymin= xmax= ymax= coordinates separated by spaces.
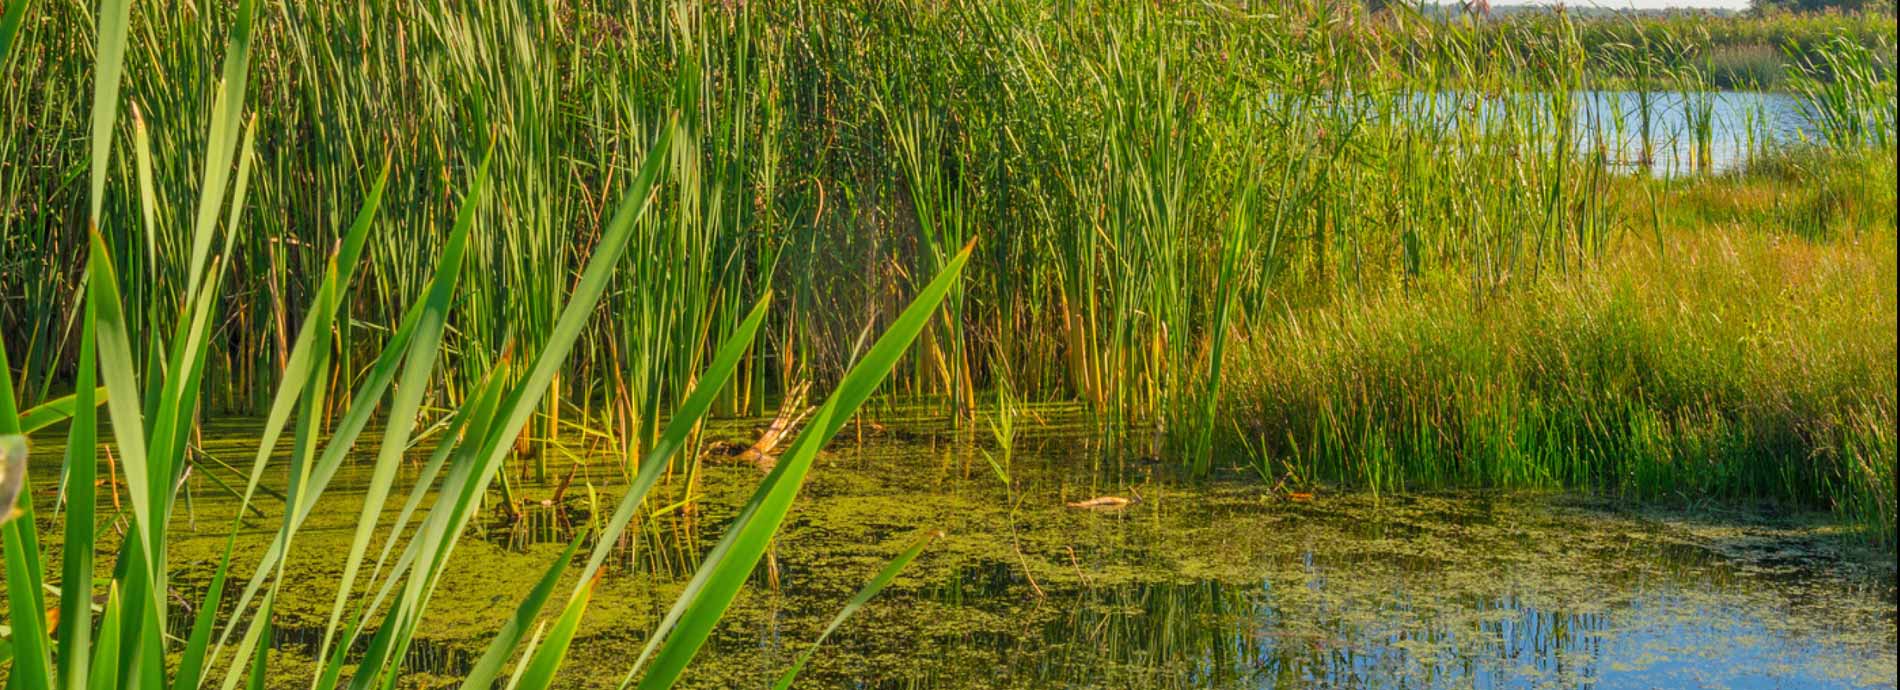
xmin=2 ymin=0 xmax=1897 ymax=688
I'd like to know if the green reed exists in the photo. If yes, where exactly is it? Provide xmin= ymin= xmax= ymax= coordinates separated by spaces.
xmin=6 ymin=0 xmax=1821 ymax=432
xmin=0 ymin=0 xmax=972 ymax=685
xmin=1789 ymin=34 xmax=1899 ymax=151
xmin=0 ymin=0 xmax=1894 ymax=535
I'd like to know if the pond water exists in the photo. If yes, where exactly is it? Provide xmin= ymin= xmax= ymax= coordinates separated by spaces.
xmin=24 ymin=405 xmax=1897 ymax=689
xmin=1375 ymin=90 xmax=1824 ymax=176
xmin=1572 ymin=90 xmax=1821 ymax=176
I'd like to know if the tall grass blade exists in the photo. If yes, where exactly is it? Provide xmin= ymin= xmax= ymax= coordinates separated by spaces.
xmin=86 ymin=0 xmax=133 ymax=223
xmin=459 ymin=529 xmax=589 ymax=688
xmin=508 ymin=574 xmax=598 ymax=690
xmin=342 ymin=124 xmax=673 ymax=690
xmin=17 ymin=389 xmax=106 ymax=435
xmin=183 ymin=0 xmax=256 ymax=301
xmin=771 ymin=531 xmax=939 ymax=690
xmin=2 ymin=339 xmax=53 ymax=690
xmin=55 ymin=296 xmax=99 ymax=690
xmin=631 ymin=239 xmax=976 ymax=689
xmin=0 ymin=0 xmax=27 ymax=65
xmin=312 ymin=147 xmax=491 ymax=674
xmin=465 ymin=293 xmax=772 ymax=689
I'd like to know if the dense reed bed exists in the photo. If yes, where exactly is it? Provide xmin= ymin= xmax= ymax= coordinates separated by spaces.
xmin=4 ymin=0 xmax=1889 ymax=434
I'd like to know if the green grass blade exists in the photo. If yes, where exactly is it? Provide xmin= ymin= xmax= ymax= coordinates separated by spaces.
xmin=632 ymin=240 xmax=976 ymax=689
xmin=183 ymin=0 xmax=256 ymax=301
xmin=146 ymin=117 xmax=255 ymax=498
xmin=242 ymin=596 xmax=273 ymax=690
xmin=214 ymin=283 xmax=427 ymax=658
xmin=1192 ymin=188 xmax=1252 ymax=474
xmin=1 ymin=335 xmax=51 ymax=690
xmin=468 ymin=293 xmax=770 ymax=689
xmin=84 ymin=230 xmax=165 ymax=629
xmin=85 ymin=584 xmax=121 ymax=690
xmin=771 ymin=532 xmax=939 ymax=690
xmin=0 ymin=0 xmax=27 ymax=66
xmin=316 ymin=367 xmax=510 ymax=690
xmin=169 ymin=536 xmax=238 ymax=690
xmin=231 ymin=158 xmax=390 ymax=515
xmin=574 ymin=291 xmax=772 ymax=591
xmin=2 ymin=469 xmax=51 ymax=690
xmin=56 ymin=296 xmax=99 ymax=690
xmin=503 ymin=624 xmax=549 ymax=690
xmin=86 ymin=0 xmax=133 ymax=223
xmin=468 ymin=124 xmax=675 ymax=485
xmin=312 ymin=148 xmax=491 ymax=676
xmin=347 ymin=125 xmax=674 ymax=690
xmin=18 ymin=388 xmax=108 ymax=435
xmin=371 ymin=365 xmax=508 ymax=587
xmin=217 ymin=539 xmax=290 ymax=690
xmin=459 ymin=528 xmax=589 ymax=688
xmin=132 ymin=104 xmax=157 ymax=271
xmin=509 ymin=577 xmax=597 ymax=690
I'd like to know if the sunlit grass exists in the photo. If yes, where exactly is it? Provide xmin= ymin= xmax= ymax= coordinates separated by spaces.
xmin=1224 ymin=152 xmax=1898 ymax=544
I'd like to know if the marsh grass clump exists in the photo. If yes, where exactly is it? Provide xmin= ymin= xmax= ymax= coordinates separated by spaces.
xmin=1224 ymin=154 xmax=1898 ymax=544
xmin=1705 ymin=43 xmax=1787 ymax=89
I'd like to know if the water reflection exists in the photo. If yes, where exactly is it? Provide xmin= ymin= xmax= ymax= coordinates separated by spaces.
xmin=758 ymin=424 xmax=1895 ymax=690
xmin=880 ymin=534 xmax=1887 ymax=690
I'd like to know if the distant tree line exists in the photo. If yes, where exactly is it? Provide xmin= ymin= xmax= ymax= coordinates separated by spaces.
xmin=1389 ymin=0 xmax=1892 ymax=15
xmin=1754 ymin=0 xmax=1891 ymax=13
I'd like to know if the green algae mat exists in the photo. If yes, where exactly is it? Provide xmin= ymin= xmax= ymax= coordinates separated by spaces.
xmin=22 ymin=412 xmax=1895 ymax=689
